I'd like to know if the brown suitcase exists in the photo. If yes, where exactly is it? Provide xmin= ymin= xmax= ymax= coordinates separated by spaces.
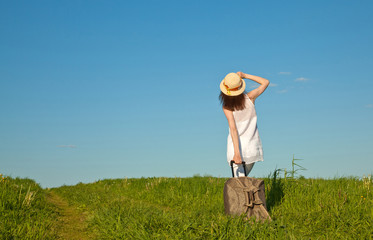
xmin=223 ymin=161 xmax=272 ymax=222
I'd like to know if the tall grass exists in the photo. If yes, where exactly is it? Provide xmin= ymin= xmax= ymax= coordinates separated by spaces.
xmin=0 ymin=174 xmax=57 ymax=239
xmin=2 ymin=170 xmax=372 ymax=239
xmin=53 ymin=174 xmax=373 ymax=239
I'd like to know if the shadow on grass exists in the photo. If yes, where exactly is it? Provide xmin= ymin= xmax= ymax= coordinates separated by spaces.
xmin=266 ymin=169 xmax=284 ymax=212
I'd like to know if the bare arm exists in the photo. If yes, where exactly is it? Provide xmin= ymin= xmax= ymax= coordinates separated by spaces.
xmin=237 ymin=71 xmax=270 ymax=104
xmin=223 ymin=107 xmax=242 ymax=164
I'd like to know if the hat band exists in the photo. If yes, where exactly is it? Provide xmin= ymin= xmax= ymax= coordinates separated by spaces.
xmin=223 ymin=80 xmax=243 ymax=95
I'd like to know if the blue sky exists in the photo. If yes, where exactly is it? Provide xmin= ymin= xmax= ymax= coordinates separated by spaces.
xmin=1 ymin=0 xmax=372 ymax=188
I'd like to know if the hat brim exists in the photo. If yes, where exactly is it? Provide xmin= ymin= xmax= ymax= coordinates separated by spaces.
xmin=220 ymin=79 xmax=246 ymax=96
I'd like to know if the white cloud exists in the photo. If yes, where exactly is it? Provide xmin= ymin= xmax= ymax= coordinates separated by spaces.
xmin=277 ymin=89 xmax=288 ymax=94
xmin=365 ymin=104 xmax=373 ymax=108
xmin=278 ymin=72 xmax=291 ymax=75
xmin=295 ymin=77 xmax=308 ymax=82
xmin=269 ymin=83 xmax=278 ymax=87
xmin=248 ymin=82 xmax=260 ymax=89
xmin=57 ymin=145 xmax=77 ymax=148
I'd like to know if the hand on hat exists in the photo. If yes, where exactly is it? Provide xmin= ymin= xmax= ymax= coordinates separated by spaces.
xmin=236 ymin=72 xmax=244 ymax=78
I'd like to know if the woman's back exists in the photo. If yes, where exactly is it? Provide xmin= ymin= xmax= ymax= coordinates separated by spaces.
xmin=232 ymin=95 xmax=256 ymax=123
xmin=227 ymin=95 xmax=263 ymax=164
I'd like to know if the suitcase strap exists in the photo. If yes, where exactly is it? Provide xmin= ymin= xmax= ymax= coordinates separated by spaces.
xmin=234 ymin=178 xmax=273 ymax=222
xmin=234 ymin=179 xmax=263 ymax=209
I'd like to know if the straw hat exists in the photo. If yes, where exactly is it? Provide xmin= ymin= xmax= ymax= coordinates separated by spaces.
xmin=220 ymin=72 xmax=246 ymax=96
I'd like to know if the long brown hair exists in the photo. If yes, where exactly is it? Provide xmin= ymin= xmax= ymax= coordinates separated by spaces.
xmin=219 ymin=91 xmax=247 ymax=111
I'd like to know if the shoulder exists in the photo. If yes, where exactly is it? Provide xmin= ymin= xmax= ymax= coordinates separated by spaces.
xmin=222 ymin=106 xmax=233 ymax=114
xmin=245 ymin=93 xmax=255 ymax=105
xmin=222 ymin=106 xmax=234 ymax=117
xmin=222 ymin=107 xmax=237 ymax=127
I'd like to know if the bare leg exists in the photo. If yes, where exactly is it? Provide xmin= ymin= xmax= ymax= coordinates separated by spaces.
xmin=232 ymin=162 xmax=255 ymax=177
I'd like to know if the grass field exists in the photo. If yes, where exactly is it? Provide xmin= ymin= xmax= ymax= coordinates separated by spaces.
xmin=0 ymin=174 xmax=57 ymax=239
xmin=1 ymin=172 xmax=372 ymax=239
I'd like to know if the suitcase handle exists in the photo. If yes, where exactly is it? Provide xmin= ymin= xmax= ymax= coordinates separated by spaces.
xmin=230 ymin=160 xmax=247 ymax=177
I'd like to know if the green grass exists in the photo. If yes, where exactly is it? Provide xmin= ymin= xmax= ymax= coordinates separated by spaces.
xmin=1 ymin=172 xmax=372 ymax=239
xmin=52 ymin=174 xmax=373 ymax=239
xmin=0 ymin=174 xmax=57 ymax=240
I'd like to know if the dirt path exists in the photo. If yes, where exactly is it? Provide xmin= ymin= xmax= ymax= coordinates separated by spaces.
xmin=46 ymin=190 xmax=94 ymax=240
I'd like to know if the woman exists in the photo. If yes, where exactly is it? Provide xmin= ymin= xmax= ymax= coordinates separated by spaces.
xmin=219 ymin=72 xmax=269 ymax=177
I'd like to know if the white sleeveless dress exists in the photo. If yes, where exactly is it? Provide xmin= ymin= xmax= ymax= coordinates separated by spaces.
xmin=227 ymin=95 xmax=264 ymax=164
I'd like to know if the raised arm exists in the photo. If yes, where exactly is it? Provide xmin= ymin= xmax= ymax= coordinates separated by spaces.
xmin=223 ymin=107 xmax=242 ymax=164
xmin=237 ymin=71 xmax=270 ymax=104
